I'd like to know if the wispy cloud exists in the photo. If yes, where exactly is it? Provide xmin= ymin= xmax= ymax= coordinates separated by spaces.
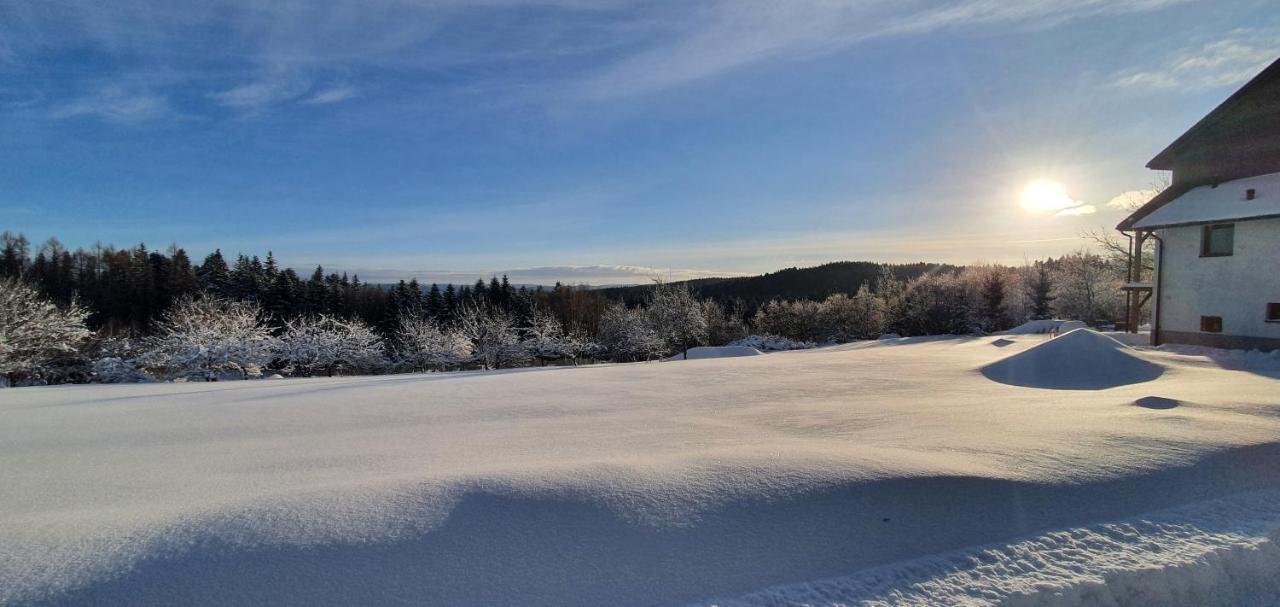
xmin=575 ymin=0 xmax=1188 ymax=99
xmin=49 ymin=86 xmax=169 ymax=122
xmin=303 ymin=86 xmax=357 ymax=105
xmin=4 ymin=0 xmax=1194 ymax=116
xmin=211 ymin=72 xmax=313 ymax=109
xmin=1111 ymin=29 xmax=1278 ymax=90
xmin=1055 ymin=204 xmax=1096 ymax=216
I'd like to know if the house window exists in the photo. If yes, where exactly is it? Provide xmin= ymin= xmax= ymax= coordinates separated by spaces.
xmin=1267 ymin=303 xmax=1280 ymax=323
xmin=1200 ymin=223 xmax=1234 ymax=257
xmin=1200 ymin=316 xmax=1223 ymax=333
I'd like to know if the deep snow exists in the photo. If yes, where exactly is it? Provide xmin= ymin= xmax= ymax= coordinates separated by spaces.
xmin=3 ymin=333 xmax=1280 ymax=605
xmin=669 ymin=345 xmax=763 ymax=360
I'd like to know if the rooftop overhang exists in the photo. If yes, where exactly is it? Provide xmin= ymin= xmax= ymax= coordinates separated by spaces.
xmin=1120 ymin=171 xmax=1280 ymax=231
xmin=1145 ymin=57 xmax=1280 ymax=171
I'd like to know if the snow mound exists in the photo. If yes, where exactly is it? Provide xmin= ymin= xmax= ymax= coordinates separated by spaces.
xmin=671 ymin=346 xmax=762 ymax=360
xmin=1058 ymin=319 xmax=1088 ymax=332
xmin=1004 ymin=319 xmax=1065 ymax=334
xmin=728 ymin=335 xmax=814 ymax=351
xmin=981 ymin=328 xmax=1164 ymax=390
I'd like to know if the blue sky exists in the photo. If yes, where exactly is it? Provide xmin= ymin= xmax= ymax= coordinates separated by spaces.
xmin=1 ymin=0 xmax=1277 ymax=284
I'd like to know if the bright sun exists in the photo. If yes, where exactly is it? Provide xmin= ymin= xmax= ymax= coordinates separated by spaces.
xmin=1020 ymin=179 xmax=1075 ymax=212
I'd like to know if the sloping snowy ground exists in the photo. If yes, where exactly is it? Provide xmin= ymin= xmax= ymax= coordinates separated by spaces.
xmin=3 ymin=332 xmax=1280 ymax=606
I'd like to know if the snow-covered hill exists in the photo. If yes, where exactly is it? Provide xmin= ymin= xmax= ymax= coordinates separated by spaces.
xmin=3 ymin=331 xmax=1280 ymax=606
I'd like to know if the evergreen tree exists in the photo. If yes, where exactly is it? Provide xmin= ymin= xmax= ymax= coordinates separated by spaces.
xmin=305 ymin=266 xmax=329 ymax=315
xmin=167 ymin=248 xmax=200 ymax=300
xmin=442 ymin=284 xmax=458 ymax=322
xmin=1027 ymin=262 xmax=1055 ymax=320
xmin=198 ymin=249 xmax=231 ymax=295
xmin=976 ymin=271 xmax=1011 ymax=332
xmin=425 ymin=283 xmax=444 ymax=320
xmin=407 ymin=279 xmax=423 ymax=315
xmin=264 ymin=251 xmax=279 ymax=279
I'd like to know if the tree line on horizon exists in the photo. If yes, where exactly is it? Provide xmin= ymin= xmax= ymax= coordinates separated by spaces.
xmin=1 ymin=231 xmax=1132 ymax=386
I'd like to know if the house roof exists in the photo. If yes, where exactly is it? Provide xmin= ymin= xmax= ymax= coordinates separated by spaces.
xmin=1147 ymin=57 xmax=1280 ymax=170
xmin=1128 ymin=171 xmax=1280 ymax=230
xmin=1119 ymin=56 xmax=1280 ymax=230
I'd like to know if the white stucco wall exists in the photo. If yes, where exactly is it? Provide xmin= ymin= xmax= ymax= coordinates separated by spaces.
xmin=1155 ymin=217 xmax=1280 ymax=341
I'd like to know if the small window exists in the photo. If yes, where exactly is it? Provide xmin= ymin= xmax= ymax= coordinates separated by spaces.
xmin=1267 ymin=303 xmax=1280 ymax=323
xmin=1246 ymin=188 xmax=1257 ymax=200
xmin=1201 ymin=316 xmax=1223 ymax=333
xmin=1200 ymin=224 xmax=1234 ymax=257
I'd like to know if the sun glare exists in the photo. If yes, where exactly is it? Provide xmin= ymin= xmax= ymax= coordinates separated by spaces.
xmin=1020 ymin=179 xmax=1075 ymax=212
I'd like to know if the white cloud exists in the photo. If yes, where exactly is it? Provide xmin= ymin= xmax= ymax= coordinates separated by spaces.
xmin=49 ymin=86 xmax=169 ymax=121
xmin=303 ymin=86 xmax=357 ymax=105
xmin=576 ymin=0 xmax=1188 ymax=99
xmin=5 ymin=0 xmax=1197 ymax=114
xmin=1055 ymin=204 xmax=1097 ymax=216
xmin=211 ymin=73 xmax=313 ymax=109
xmin=1111 ymin=29 xmax=1278 ymax=91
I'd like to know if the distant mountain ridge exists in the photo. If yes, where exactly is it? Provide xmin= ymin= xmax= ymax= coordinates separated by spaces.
xmin=600 ymin=261 xmax=959 ymax=306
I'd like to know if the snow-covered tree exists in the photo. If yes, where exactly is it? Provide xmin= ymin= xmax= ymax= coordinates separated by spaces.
xmin=521 ymin=307 xmax=581 ymax=365
xmin=456 ymin=304 xmax=524 ymax=369
xmin=0 ymin=279 xmax=91 ymax=386
xmin=145 ymin=295 xmax=273 ymax=381
xmin=700 ymin=299 xmax=748 ymax=346
xmin=1053 ymin=250 xmax=1122 ymax=326
xmin=820 ymin=286 xmax=885 ymax=342
xmin=92 ymin=356 xmax=151 ymax=383
xmin=90 ymin=337 xmax=151 ymax=383
xmin=645 ymin=280 xmax=707 ymax=359
xmin=598 ymin=303 xmax=664 ymax=362
xmin=898 ymin=272 xmax=974 ymax=336
xmin=965 ymin=266 xmax=1013 ymax=333
xmin=396 ymin=316 xmax=472 ymax=371
xmin=275 ymin=314 xmax=387 ymax=377
xmin=752 ymin=299 xmax=825 ymax=343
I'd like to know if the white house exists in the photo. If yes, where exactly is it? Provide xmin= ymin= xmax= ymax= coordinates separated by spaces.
xmin=1118 ymin=57 xmax=1280 ymax=351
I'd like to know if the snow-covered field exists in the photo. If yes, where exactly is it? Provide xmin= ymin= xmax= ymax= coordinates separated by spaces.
xmin=3 ymin=330 xmax=1280 ymax=606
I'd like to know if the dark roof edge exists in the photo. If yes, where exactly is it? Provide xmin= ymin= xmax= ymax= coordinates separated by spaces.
xmin=1146 ymin=56 xmax=1280 ymax=170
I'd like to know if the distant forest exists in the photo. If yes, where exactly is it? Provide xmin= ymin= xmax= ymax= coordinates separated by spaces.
xmin=0 ymin=233 xmax=955 ymax=339
xmin=4 ymin=230 xmax=1133 ymax=386
xmin=0 ymin=232 xmax=609 ymax=337
xmin=602 ymin=261 xmax=959 ymax=307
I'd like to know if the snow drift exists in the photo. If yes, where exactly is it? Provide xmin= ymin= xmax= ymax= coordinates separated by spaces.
xmin=1005 ymin=319 xmax=1065 ymax=334
xmin=1004 ymin=319 xmax=1089 ymax=335
xmin=669 ymin=346 xmax=762 ymax=360
xmin=1058 ymin=319 xmax=1088 ymax=333
xmin=3 ymin=333 xmax=1280 ymax=605
xmin=981 ymin=328 xmax=1165 ymax=390
xmin=728 ymin=335 xmax=813 ymax=351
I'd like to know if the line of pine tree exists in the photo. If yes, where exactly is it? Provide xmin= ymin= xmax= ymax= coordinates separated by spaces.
xmin=0 ymin=232 xmax=610 ymax=339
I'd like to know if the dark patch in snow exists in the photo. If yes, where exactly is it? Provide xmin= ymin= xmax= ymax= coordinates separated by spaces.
xmin=1135 ymin=396 xmax=1181 ymax=410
